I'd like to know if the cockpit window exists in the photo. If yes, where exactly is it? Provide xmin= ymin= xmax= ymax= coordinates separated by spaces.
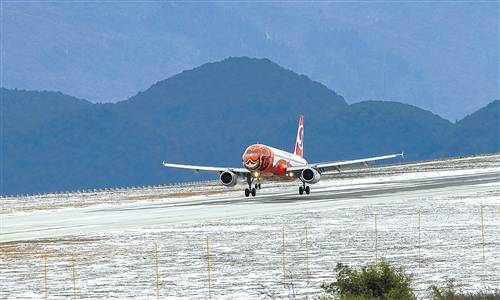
xmin=245 ymin=149 xmax=260 ymax=155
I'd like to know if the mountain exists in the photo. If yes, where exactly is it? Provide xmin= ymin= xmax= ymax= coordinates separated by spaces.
xmin=2 ymin=57 xmax=348 ymax=194
xmin=306 ymin=101 xmax=453 ymax=163
xmin=3 ymin=2 xmax=498 ymax=120
xmin=440 ymin=100 xmax=500 ymax=156
xmin=3 ymin=104 xmax=162 ymax=193
xmin=115 ymin=57 xmax=348 ymax=157
xmin=1 ymin=58 xmax=498 ymax=195
xmin=2 ymin=88 xmax=91 ymax=133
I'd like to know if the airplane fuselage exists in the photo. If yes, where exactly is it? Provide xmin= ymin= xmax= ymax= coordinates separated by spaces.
xmin=242 ymin=144 xmax=307 ymax=180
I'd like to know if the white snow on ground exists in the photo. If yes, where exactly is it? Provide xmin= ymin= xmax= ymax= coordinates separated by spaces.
xmin=1 ymin=154 xmax=499 ymax=299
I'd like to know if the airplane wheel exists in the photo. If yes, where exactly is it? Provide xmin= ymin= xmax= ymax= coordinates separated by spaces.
xmin=245 ymin=188 xmax=250 ymax=197
xmin=305 ymin=186 xmax=310 ymax=195
xmin=258 ymin=183 xmax=262 ymax=189
xmin=251 ymin=188 xmax=257 ymax=197
xmin=299 ymin=186 xmax=304 ymax=195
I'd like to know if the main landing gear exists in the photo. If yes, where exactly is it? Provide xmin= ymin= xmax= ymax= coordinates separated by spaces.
xmin=244 ymin=175 xmax=260 ymax=197
xmin=299 ymin=182 xmax=310 ymax=195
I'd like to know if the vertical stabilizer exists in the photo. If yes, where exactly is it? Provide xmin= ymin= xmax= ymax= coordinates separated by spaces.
xmin=294 ymin=115 xmax=304 ymax=157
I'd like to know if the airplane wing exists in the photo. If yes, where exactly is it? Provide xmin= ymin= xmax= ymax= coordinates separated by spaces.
xmin=162 ymin=161 xmax=250 ymax=174
xmin=287 ymin=152 xmax=404 ymax=173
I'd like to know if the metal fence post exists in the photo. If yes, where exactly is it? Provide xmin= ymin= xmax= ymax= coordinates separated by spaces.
xmin=281 ymin=225 xmax=286 ymax=283
xmin=205 ymin=236 xmax=212 ymax=299
xmin=71 ymin=253 xmax=77 ymax=299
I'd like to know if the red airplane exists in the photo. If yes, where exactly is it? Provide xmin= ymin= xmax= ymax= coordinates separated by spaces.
xmin=163 ymin=116 xmax=403 ymax=197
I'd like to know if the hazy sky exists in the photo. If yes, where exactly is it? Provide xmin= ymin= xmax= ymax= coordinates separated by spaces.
xmin=2 ymin=1 xmax=499 ymax=120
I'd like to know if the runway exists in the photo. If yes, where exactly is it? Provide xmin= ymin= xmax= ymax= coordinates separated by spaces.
xmin=1 ymin=154 xmax=499 ymax=299
xmin=2 ymin=155 xmax=498 ymax=242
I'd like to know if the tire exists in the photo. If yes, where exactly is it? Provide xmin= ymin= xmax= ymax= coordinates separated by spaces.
xmin=245 ymin=188 xmax=250 ymax=197
xmin=305 ymin=186 xmax=310 ymax=195
xmin=258 ymin=183 xmax=261 ymax=189
xmin=299 ymin=186 xmax=304 ymax=195
xmin=251 ymin=188 xmax=256 ymax=197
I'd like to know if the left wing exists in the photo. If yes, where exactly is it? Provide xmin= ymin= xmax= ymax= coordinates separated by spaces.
xmin=162 ymin=161 xmax=250 ymax=174
xmin=287 ymin=152 xmax=404 ymax=173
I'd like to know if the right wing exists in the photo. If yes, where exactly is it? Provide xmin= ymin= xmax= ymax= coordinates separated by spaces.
xmin=162 ymin=161 xmax=250 ymax=175
xmin=287 ymin=152 xmax=404 ymax=174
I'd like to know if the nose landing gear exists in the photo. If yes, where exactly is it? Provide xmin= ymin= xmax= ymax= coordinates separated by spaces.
xmin=244 ymin=174 xmax=259 ymax=197
xmin=299 ymin=183 xmax=310 ymax=195
xmin=245 ymin=188 xmax=257 ymax=197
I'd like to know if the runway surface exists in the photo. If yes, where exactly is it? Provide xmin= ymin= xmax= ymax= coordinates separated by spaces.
xmin=3 ymin=156 xmax=498 ymax=242
xmin=1 ymin=154 xmax=499 ymax=299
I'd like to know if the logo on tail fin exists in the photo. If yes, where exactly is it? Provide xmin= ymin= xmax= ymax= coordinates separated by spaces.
xmin=294 ymin=115 xmax=304 ymax=157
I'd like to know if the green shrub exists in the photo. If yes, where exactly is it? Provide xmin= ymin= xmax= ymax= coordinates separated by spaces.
xmin=429 ymin=279 xmax=458 ymax=300
xmin=429 ymin=279 xmax=500 ymax=300
xmin=320 ymin=260 xmax=415 ymax=300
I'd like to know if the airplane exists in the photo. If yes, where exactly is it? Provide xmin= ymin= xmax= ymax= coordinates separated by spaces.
xmin=162 ymin=116 xmax=403 ymax=197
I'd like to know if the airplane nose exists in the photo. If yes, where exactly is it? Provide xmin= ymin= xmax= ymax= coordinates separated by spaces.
xmin=243 ymin=153 xmax=259 ymax=162
xmin=242 ymin=154 xmax=261 ymax=169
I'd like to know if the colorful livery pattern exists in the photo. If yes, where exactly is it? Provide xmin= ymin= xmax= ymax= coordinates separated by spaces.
xmin=242 ymin=144 xmax=306 ymax=178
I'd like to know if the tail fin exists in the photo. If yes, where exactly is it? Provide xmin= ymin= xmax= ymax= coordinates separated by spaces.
xmin=294 ymin=115 xmax=304 ymax=157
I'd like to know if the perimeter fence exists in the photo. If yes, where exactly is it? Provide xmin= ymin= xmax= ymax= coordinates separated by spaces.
xmin=2 ymin=203 xmax=499 ymax=299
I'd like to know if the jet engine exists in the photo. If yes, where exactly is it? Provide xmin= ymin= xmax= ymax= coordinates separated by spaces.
xmin=219 ymin=171 xmax=238 ymax=187
xmin=300 ymin=168 xmax=321 ymax=184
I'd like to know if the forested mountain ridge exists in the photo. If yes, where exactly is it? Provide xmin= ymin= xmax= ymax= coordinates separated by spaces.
xmin=2 ymin=58 xmax=498 ymax=194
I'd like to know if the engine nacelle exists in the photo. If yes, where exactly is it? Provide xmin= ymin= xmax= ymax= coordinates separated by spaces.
xmin=219 ymin=171 xmax=238 ymax=187
xmin=300 ymin=168 xmax=321 ymax=184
